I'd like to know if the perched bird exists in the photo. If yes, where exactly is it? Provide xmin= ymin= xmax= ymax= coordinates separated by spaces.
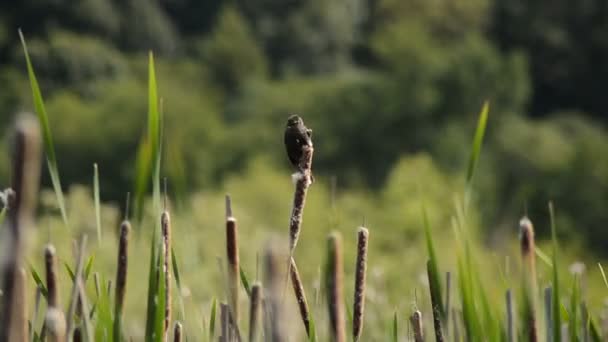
xmin=284 ymin=115 xmax=313 ymax=170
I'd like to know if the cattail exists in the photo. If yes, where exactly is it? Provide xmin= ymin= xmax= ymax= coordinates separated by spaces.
xmin=326 ymin=232 xmax=345 ymax=342
xmin=288 ymin=144 xmax=314 ymax=253
xmin=0 ymin=115 xmax=41 ymax=341
xmin=114 ymin=219 xmax=131 ymax=341
xmin=45 ymin=307 xmax=66 ymax=342
xmin=520 ymin=217 xmax=537 ymax=342
xmin=173 ymin=321 xmax=183 ymax=342
xmin=410 ymin=310 xmax=424 ymax=342
xmin=220 ymin=303 xmax=230 ymax=342
xmin=545 ymin=287 xmax=553 ymax=342
xmin=249 ymin=282 xmax=262 ymax=342
xmin=45 ymin=244 xmax=60 ymax=308
xmin=428 ymin=260 xmax=444 ymax=342
xmin=72 ymin=326 xmax=82 ymax=342
xmin=264 ymin=239 xmax=287 ymax=342
xmin=226 ymin=195 xmax=240 ymax=324
xmin=162 ymin=209 xmax=172 ymax=340
xmin=290 ymin=257 xmax=311 ymax=336
xmin=353 ymin=227 xmax=369 ymax=342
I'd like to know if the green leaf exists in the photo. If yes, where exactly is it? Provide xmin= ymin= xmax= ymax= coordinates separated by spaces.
xmin=590 ymin=317 xmax=602 ymax=342
xmin=93 ymin=164 xmax=102 ymax=243
xmin=84 ymin=255 xmax=94 ymax=281
xmin=172 ymin=247 xmax=187 ymax=321
xmin=0 ymin=208 xmax=6 ymax=226
xmin=598 ymin=263 xmax=608 ymax=289
xmin=239 ymin=267 xmax=251 ymax=297
xmin=535 ymin=247 xmax=553 ymax=268
xmin=422 ymin=206 xmax=445 ymax=320
xmin=64 ymin=262 xmax=75 ymax=282
xmin=18 ymin=30 xmax=68 ymax=226
xmin=29 ymin=266 xmax=48 ymax=298
xmin=209 ymin=298 xmax=217 ymax=341
xmin=466 ymin=101 xmax=490 ymax=186
xmin=308 ymin=313 xmax=317 ymax=342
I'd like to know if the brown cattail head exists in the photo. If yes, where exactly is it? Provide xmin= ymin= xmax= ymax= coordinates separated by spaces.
xmin=353 ymin=227 xmax=369 ymax=342
xmin=226 ymin=216 xmax=240 ymax=323
xmin=427 ymin=260 xmax=444 ymax=342
xmin=290 ymin=257 xmax=311 ymax=336
xmin=72 ymin=326 xmax=82 ymax=342
xmin=115 ymin=220 xmax=131 ymax=317
xmin=264 ymin=239 xmax=287 ymax=342
xmin=519 ymin=216 xmax=537 ymax=342
xmin=410 ymin=310 xmax=424 ymax=342
xmin=45 ymin=244 xmax=60 ymax=308
xmin=173 ymin=321 xmax=183 ymax=342
xmin=326 ymin=232 xmax=345 ymax=342
xmin=249 ymin=282 xmax=262 ymax=342
xmin=45 ymin=307 xmax=66 ymax=342
xmin=288 ymin=145 xmax=314 ymax=253
xmin=161 ymin=210 xmax=172 ymax=339
xmin=0 ymin=115 xmax=41 ymax=341
xmin=8 ymin=114 xmax=41 ymax=232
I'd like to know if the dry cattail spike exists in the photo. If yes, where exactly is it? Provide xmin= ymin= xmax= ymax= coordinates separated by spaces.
xmin=72 ymin=326 xmax=82 ymax=342
xmin=326 ymin=232 xmax=345 ymax=342
xmin=45 ymin=244 xmax=60 ymax=308
xmin=45 ymin=307 xmax=66 ymax=342
xmin=114 ymin=219 xmax=131 ymax=340
xmin=162 ymin=209 xmax=172 ymax=340
xmin=410 ymin=310 xmax=424 ymax=342
xmin=427 ymin=260 xmax=444 ymax=342
xmin=0 ymin=115 xmax=41 ymax=341
xmin=226 ymin=199 xmax=240 ymax=324
xmin=173 ymin=321 xmax=183 ymax=342
xmin=519 ymin=216 xmax=537 ymax=342
xmin=249 ymin=282 xmax=262 ymax=342
xmin=353 ymin=227 xmax=369 ymax=342
xmin=264 ymin=239 xmax=287 ymax=342
xmin=290 ymin=257 xmax=311 ymax=336
xmin=288 ymin=145 xmax=314 ymax=253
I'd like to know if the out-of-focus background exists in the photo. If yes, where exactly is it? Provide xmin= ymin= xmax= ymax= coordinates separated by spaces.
xmin=1 ymin=0 xmax=608 ymax=338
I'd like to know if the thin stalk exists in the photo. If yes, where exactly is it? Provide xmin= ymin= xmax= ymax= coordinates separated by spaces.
xmin=290 ymin=257 xmax=311 ymax=336
xmin=506 ymin=289 xmax=514 ymax=342
xmin=326 ymin=232 xmax=345 ymax=342
xmin=545 ymin=287 xmax=552 ymax=342
xmin=162 ymin=209 xmax=172 ymax=340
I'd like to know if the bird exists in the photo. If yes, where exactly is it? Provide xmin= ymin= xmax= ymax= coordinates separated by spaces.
xmin=284 ymin=115 xmax=313 ymax=171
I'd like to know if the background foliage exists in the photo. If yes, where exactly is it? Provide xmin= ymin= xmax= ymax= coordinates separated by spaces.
xmin=1 ymin=0 xmax=608 ymax=256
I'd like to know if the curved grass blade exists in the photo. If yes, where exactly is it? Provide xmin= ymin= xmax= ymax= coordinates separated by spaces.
xmin=29 ymin=266 xmax=48 ymax=298
xmin=423 ymin=206 xmax=445 ymax=321
xmin=172 ymin=247 xmax=186 ymax=321
xmin=18 ymin=30 xmax=68 ymax=226
xmin=465 ymin=101 xmax=490 ymax=187
xmin=598 ymin=263 xmax=608 ymax=289
xmin=239 ymin=267 xmax=251 ymax=297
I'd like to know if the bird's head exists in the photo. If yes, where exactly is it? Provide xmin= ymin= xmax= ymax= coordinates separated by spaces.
xmin=286 ymin=115 xmax=303 ymax=128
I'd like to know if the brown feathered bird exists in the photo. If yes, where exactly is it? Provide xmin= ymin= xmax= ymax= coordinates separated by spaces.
xmin=284 ymin=115 xmax=313 ymax=170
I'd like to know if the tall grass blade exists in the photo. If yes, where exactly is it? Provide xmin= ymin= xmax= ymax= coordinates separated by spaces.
xmin=465 ymin=101 xmax=490 ymax=187
xmin=18 ymin=30 xmax=68 ymax=225
xmin=549 ymin=202 xmax=561 ymax=342
xmin=392 ymin=311 xmax=398 ymax=342
xmin=598 ymin=263 xmax=608 ymax=289
xmin=569 ymin=277 xmax=579 ymax=341
xmin=209 ymin=298 xmax=217 ymax=341
xmin=240 ymin=267 xmax=251 ymax=297
xmin=172 ymin=248 xmax=187 ymax=321
xmin=422 ymin=206 xmax=445 ymax=321
xmin=93 ymin=164 xmax=101 ymax=243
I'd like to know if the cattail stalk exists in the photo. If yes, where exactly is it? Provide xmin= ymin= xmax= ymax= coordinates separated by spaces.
xmin=72 ymin=327 xmax=82 ymax=342
xmin=288 ymin=145 xmax=314 ymax=252
xmin=410 ymin=310 xmax=424 ymax=342
xmin=428 ymin=260 xmax=445 ymax=342
xmin=353 ymin=227 xmax=369 ymax=342
xmin=45 ymin=244 xmax=60 ymax=308
xmin=264 ymin=239 xmax=287 ymax=342
xmin=545 ymin=287 xmax=552 ymax=342
xmin=114 ymin=219 xmax=131 ymax=341
xmin=226 ymin=195 xmax=240 ymax=325
xmin=0 ymin=115 xmax=41 ymax=341
xmin=445 ymin=271 xmax=452 ymax=337
xmin=220 ymin=303 xmax=230 ymax=342
xmin=326 ymin=232 xmax=345 ymax=342
xmin=162 ymin=210 xmax=172 ymax=340
xmin=290 ymin=257 xmax=311 ymax=336
xmin=520 ymin=217 xmax=538 ymax=342
xmin=249 ymin=283 xmax=262 ymax=342
xmin=173 ymin=321 xmax=183 ymax=342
